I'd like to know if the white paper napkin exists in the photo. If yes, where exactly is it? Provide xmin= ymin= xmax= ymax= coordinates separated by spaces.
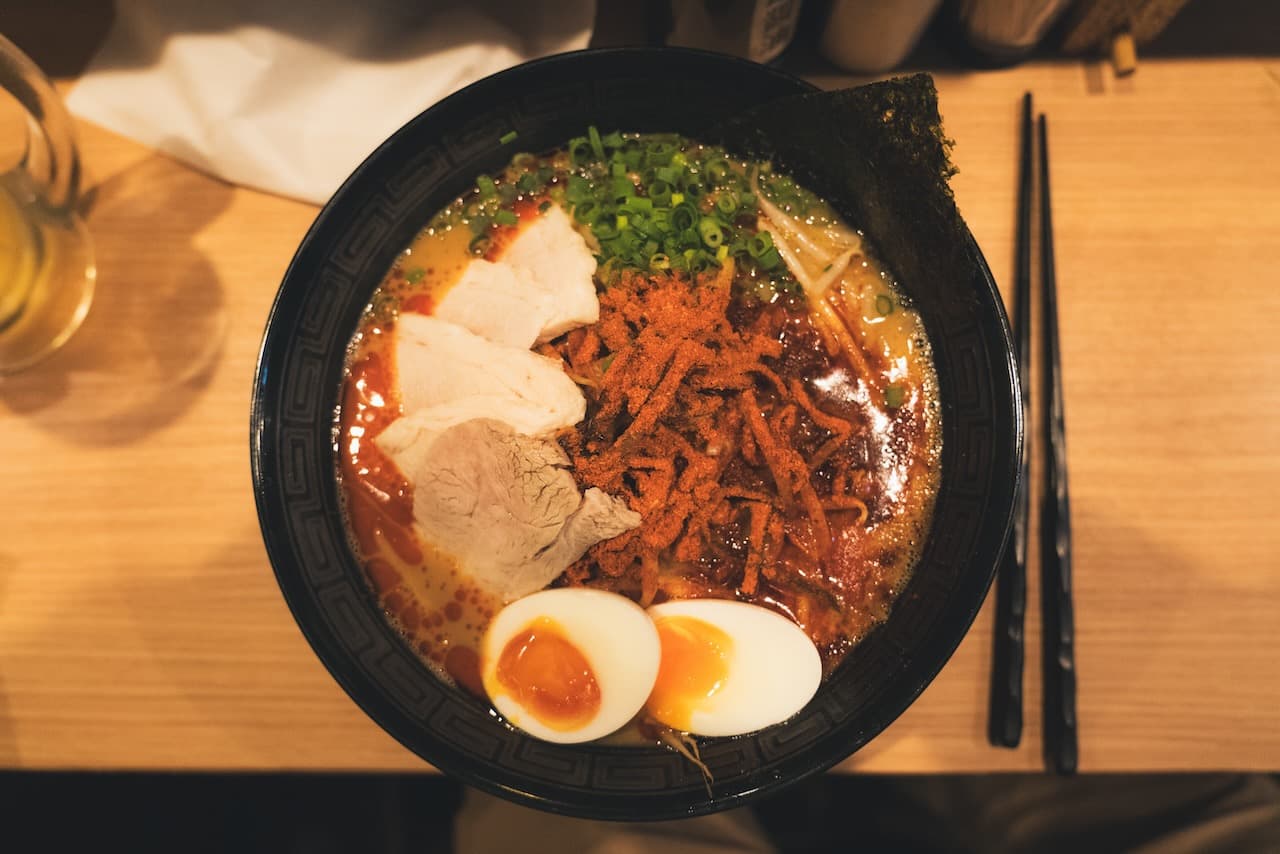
xmin=68 ymin=0 xmax=595 ymax=204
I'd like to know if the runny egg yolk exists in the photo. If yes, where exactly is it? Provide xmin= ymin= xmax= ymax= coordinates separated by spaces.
xmin=645 ymin=616 xmax=733 ymax=731
xmin=494 ymin=617 xmax=601 ymax=731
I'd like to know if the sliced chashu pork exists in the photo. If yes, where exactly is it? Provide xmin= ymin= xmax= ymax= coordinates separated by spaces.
xmin=434 ymin=206 xmax=598 ymax=347
xmin=409 ymin=419 xmax=640 ymax=602
xmin=391 ymin=313 xmax=584 ymax=425
xmin=503 ymin=205 xmax=598 ymax=341
xmin=374 ymin=396 xmax=576 ymax=485
xmin=433 ymin=259 xmax=547 ymax=349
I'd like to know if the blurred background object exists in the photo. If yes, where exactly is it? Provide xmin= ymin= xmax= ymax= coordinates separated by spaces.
xmin=64 ymin=0 xmax=594 ymax=204
xmin=1060 ymin=0 xmax=1194 ymax=54
xmin=956 ymin=0 xmax=1075 ymax=63
xmin=0 ymin=33 xmax=95 ymax=373
xmin=818 ymin=0 xmax=943 ymax=73
xmin=666 ymin=0 xmax=803 ymax=63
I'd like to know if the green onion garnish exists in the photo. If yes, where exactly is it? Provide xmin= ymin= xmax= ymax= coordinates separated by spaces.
xmin=588 ymin=125 xmax=605 ymax=160
xmin=499 ymin=130 xmax=518 ymax=145
xmin=494 ymin=209 xmax=519 ymax=227
xmin=885 ymin=385 xmax=906 ymax=408
xmin=747 ymin=231 xmax=774 ymax=258
xmin=875 ymin=294 xmax=895 ymax=316
xmin=405 ymin=267 xmax=426 ymax=284
xmin=468 ymin=234 xmax=491 ymax=255
xmin=569 ymin=137 xmax=592 ymax=166
xmin=565 ymin=175 xmax=590 ymax=203
xmin=476 ymin=175 xmax=496 ymax=197
xmin=647 ymin=180 xmax=672 ymax=207
xmin=715 ymin=192 xmax=739 ymax=216
xmin=698 ymin=218 xmax=725 ymax=248
xmin=671 ymin=202 xmax=698 ymax=232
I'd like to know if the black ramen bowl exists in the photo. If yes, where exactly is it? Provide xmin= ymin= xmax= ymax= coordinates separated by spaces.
xmin=252 ymin=48 xmax=1020 ymax=820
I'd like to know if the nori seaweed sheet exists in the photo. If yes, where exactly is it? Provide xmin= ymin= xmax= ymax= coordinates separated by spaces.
xmin=702 ymin=73 xmax=976 ymax=308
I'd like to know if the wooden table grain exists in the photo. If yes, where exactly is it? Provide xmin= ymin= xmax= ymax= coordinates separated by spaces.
xmin=1 ymin=56 xmax=1278 ymax=773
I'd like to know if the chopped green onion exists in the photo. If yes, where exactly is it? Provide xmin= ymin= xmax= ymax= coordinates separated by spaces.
xmin=705 ymin=157 xmax=731 ymax=182
xmin=646 ymin=180 xmax=672 ymax=207
xmin=601 ymin=130 xmax=624 ymax=149
xmin=615 ymin=214 xmax=629 ymax=230
xmin=610 ymin=176 xmax=635 ymax=201
xmin=670 ymin=191 xmax=684 ymax=206
xmin=649 ymin=253 xmax=671 ymax=272
xmin=671 ymin=202 xmax=699 ymax=232
xmin=885 ymin=384 xmax=906 ymax=408
xmin=516 ymin=172 xmax=537 ymax=193
xmin=698 ymin=217 xmax=725 ymax=248
xmin=405 ymin=267 xmax=426 ymax=284
xmin=468 ymin=234 xmax=491 ymax=255
xmin=645 ymin=141 xmax=675 ymax=166
xmin=715 ymin=192 xmax=739 ymax=216
xmin=655 ymin=166 xmax=681 ymax=185
xmin=875 ymin=294 xmax=895 ymax=316
xmin=624 ymin=195 xmax=655 ymax=213
xmin=756 ymin=246 xmax=782 ymax=270
xmin=565 ymin=175 xmax=591 ymax=203
xmin=588 ymin=125 xmax=605 ymax=160
xmin=573 ymin=200 xmax=599 ymax=224
xmin=494 ymin=209 xmax=519 ymax=226
xmin=538 ymin=200 xmax=552 ymax=213
xmin=715 ymin=244 xmax=729 ymax=262
xmin=569 ymin=137 xmax=593 ymax=165
xmin=476 ymin=175 xmax=496 ymax=197
xmin=747 ymin=231 xmax=774 ymax=258
xmin=499 ymin=130 xmax=518 ymax=145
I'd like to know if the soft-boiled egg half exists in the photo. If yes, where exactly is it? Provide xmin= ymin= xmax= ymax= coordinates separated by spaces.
xmin=480 ymin=588 xmax=660 ymax=744
xmin=645 ymin=599 xmax=822 ymax=737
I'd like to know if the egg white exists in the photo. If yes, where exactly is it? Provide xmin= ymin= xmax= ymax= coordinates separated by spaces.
xmin=481 ymin=588 xmax=660 ymax=744
xmin=646 ymin=599 xmax=822 ymax=737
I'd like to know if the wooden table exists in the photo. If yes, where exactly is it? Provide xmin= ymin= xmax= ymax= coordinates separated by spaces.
xmin=2 ymin=52 xmax=1278 ymax=774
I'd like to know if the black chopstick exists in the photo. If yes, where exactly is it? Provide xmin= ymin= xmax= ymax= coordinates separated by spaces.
xmin=987 ymin=92 xmax=1033 ymax=749
xmin=1038 ymin=113 xmax=1078 ymax=775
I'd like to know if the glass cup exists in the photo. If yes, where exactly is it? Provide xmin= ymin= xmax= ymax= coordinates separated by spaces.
xmin=0 ymin=33 xmax=94 ymax=373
